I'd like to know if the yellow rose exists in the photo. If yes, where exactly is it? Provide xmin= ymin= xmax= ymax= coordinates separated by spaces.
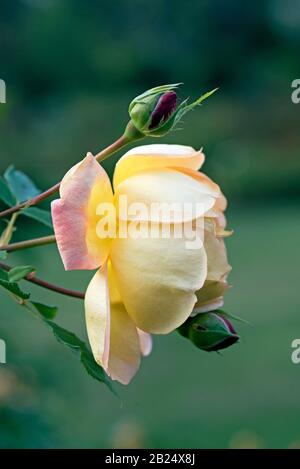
xmin=51 ymin=144 xmax=231 ymax=384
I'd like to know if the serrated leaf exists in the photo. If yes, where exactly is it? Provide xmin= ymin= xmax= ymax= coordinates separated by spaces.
xmin=48 ymin=321 xmax=85 ymax=351
xmin=80 ymin=349 xmax=114 ymax=392
xmin=47 ymin=321 xmax=114 ymax=392
xmin=8 ymin=265 xmax=35 ymax=283
xmin=21 ymin=207 xmax=53 ymax=228
xmin=0 ymin=250 xmax=7 ymax=260
xmin=31 ymin=301 xmax=57 ymax=319
xmin=4 ymin=166 xmax=41 ymax=203
xmin=0 ymin=278 xmax=30 ymax=299
xmin=0 ymin=176 xmax=16 ymax=206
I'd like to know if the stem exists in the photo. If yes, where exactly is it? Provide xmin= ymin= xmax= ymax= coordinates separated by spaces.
xmin=0 ymin=212 xmax=19 ymax=246
xmin=0 ymin=235 xmax=56 ymax=253
xmin=0 ymin=133 xmax=132 ymax=219
xmin=0 ymin=261 xmax=85 ymax=299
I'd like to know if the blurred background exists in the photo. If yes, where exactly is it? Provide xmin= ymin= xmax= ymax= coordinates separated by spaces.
xmin=0 ymin=0 xmax=300 ymax=448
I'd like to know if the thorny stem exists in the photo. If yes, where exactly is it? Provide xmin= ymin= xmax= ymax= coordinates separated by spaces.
xmin=0 ymin=133 xmax=131 ymax=219
xmin=0 ymin=261 xmax=85 ymax=299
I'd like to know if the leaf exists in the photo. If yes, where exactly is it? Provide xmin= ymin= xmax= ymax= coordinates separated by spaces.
xmin=0 ymin=176 xmax=16 ymax=206
xmin=8 ymin=265 xmax=35 ymax=282
xmin=21 ymin=207 xmax=53 ymax=228
xmin=4 ymin=166 xmax=41 ymax=203
xmin=31 ymin=301 xmax=58 ymax=320
xmin=46 ymin=321 xmax=115 ymax=392
xmin=0 ymin=278 xmax=30 ymax=299
xmin=0 ymin=250 xmax=7 ymax=260
xmin=0 ymin=269 xmax=8 ymax=281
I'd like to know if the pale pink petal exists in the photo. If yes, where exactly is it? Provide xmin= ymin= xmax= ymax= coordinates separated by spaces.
xmin=137 ymin=329 xmax=153 ymax=356
xmin=51 ymin=153 xmax=114 ymax=270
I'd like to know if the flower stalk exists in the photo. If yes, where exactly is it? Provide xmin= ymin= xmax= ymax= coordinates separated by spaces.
xmin=0 ymin=235 xmax=56 ymax=253
xmin=0 ymin=261 xmax=84 ymax=299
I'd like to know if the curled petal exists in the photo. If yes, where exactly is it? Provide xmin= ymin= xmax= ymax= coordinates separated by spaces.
xmin=137 ymin=329 xmax=153 ymax=356
xmin=84 ymin=266 xmax=110 ymax=369
xmin=204 ymin=230 xmax=231 ymax=281
xmin=110 ymin=225 xmax=207 ymax=334
xmin=85 ymin=266 xmax=141 ymax=385
xmin=51 ymin=153 xmax=114 ymax=270
xmin=108 ymin=303 xmax=141 ymax=385
xmin=115 ymin=168 xmax=217 ymax=223
xmin=113 ymin=144 xmax=205 ymax=188
xmin=193 ymin=280 xmax=229 ymax=313
xmin=193 ymin=230 xmax=231 ymax=313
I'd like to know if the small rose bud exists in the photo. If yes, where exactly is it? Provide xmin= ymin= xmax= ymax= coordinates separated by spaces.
xmin=178 ymin=311 xmax=239 ymax=352
xmin=125 ymin=84 xmax=218 ymax=139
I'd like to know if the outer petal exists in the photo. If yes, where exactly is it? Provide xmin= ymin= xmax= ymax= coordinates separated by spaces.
xmin=204 ymin=230 xmax=231 ymax=281
xmin=113 ymin=144 xmax=205 ymax=188
xmin=110 ymin=224 xmax=207 ymax=334
xmin=84 ymin=266 xmax=110 ymax=369
xmin=108 ymin=303 xmax=141 ymax=385
xmin=51 ymin=153 xmax=114 ymax=270
xmin=137 ymin=329 xmax=153 ymax=356
xmin=108 ymin=261 xmax=153 ymax=358
xmin=193 ymin=230 xmax=231 ymax=313
xmin=115 ymin=168 xmax=218 ymax=223
xmin=84 ymin=266 xmax=141 ymax=385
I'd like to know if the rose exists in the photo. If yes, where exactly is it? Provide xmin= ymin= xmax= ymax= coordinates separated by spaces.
xmin=51 ymin=144 xmax=231 ymax=384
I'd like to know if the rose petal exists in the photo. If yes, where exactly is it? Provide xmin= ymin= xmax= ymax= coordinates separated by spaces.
xmin=137 ymin=329 xmax=153 ymax=356
xmin=108 ymin=303 xmax=141 ymax=385
xmin=110 ymin=224 xmax=207 ymax=334
xmin=113 ymin=144 xmax=205 ymax=188
xmin=84 ymin=266 xmax=110 ymax=369
xmin=84 ymin=265 xmax=141 ymax=385
xmin=51 ymin=153 xmax=114 ymax=270
xmin=115 ymin=168 xmax=217 ymax=223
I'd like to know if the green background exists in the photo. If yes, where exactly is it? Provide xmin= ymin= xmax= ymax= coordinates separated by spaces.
xmin=0 ymin=0 xmax=300 ymax=448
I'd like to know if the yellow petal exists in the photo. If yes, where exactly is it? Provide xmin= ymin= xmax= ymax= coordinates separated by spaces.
xmin=113 ymin=144 xmax=205 ymax=188
xmin=115 ymin=168 xmax=217 ymax=223
xmin=194 ymin=279 xmax=229 ymax=312
xmin=84 ymin=266 xmax=110 ymax=369
xmin=110 ymin=224 xmax=207 ymax=334
xmin=204 ymin=230 xmax=231 ymax=281
xmin=193 ymin=230 xmax=231 ymax=313
xmin=84 ymin=265 xmax=141 ymax=385
xmin=108 ymin=303 xmax=141 ymax=385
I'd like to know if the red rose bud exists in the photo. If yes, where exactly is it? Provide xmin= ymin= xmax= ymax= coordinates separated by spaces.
xmin=178 ymin=311 xmax=239 ymax=352
xmin=125 ymin=83 xmax=218 ymax=139
xmin=149 ymin=91 xmax=177 ymax=129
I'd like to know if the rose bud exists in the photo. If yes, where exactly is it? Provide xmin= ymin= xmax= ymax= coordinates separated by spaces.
xmin=178 ymin=311 xmax=239 ymax=352
xmin=125 ymin=83 xmax=218 ymax=139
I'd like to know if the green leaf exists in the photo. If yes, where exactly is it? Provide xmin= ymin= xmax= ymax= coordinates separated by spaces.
xmin=47 ymin=321 xmax=115 ymax=392
xmin=21 ymin=207 xmax=53 ymax=228
xmin=0 ymin=269 xmax=8 ymax=281
xmin=31 ymin=301 xmax=57 ymax=320
xmin=0 ymin=278 xmax=30 ymax=299
xmin=0 ymin=176 xmax=16 ymax=206
xmin=0 ymin=250 xmax=7 ymax=260
xmin=8 ymin=265 xmax=35 ymax=282
xmin=4 ymin=166 xmax=41 ymax=203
